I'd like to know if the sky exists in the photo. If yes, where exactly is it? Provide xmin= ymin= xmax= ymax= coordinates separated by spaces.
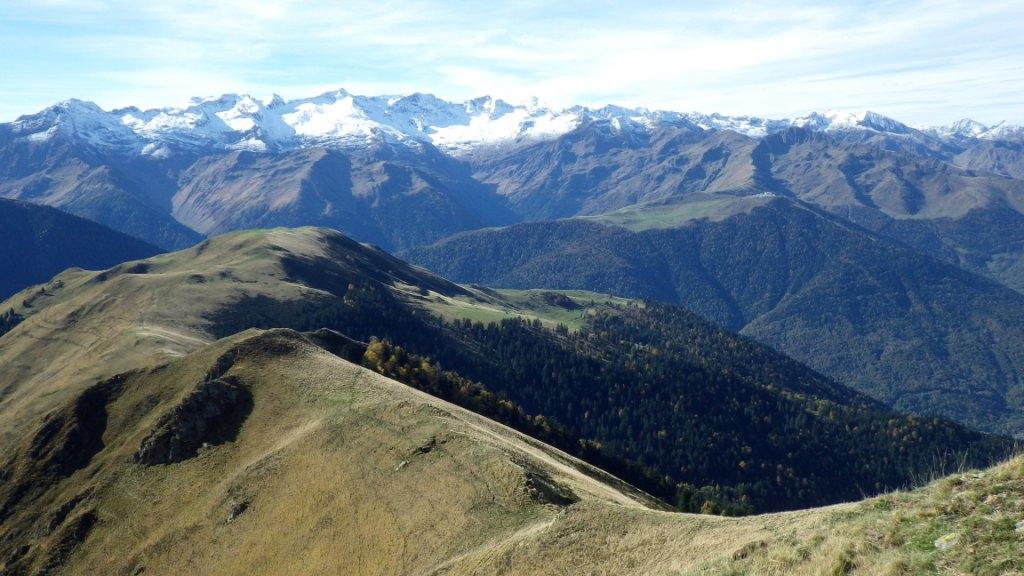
xmin=1 ymin=0 xmax=1023 ymax=126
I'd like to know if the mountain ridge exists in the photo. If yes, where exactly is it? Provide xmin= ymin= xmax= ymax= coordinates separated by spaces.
xmin=3 ymin=323 xmax=1019 ymax=575
xmin=0 ymin=198 xmax=161 ymax=299
xmin=8 ymin=90 xmax=1022 ymax=158
xmin=5 ymin=88 xmax=1024 ymax=260
xmin=405 ymin=197 xmax=1024 ymax=435
xmin=1 ymin=225 xmax=1009 ymax=517
xmin=0 ymin=225 xmax=1020 ymax=575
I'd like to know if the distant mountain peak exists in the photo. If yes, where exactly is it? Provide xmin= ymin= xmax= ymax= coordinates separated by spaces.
xmin=788 ymin=109 xmax=912 ymax=135
xmin=12 ymin=97 xmax=138 ymax=148
xmin=982 ymin=121 xmax=1024 ymax=140
xmin=7 ymin=90 xmax=1022 ymax=156
xmin=951 ymin=118 xmax=987 ymax=133
xmin=54 ymin=98 xmax=105 ymax=113
xmin=926 ymin=118 xmax=1024 ymax=141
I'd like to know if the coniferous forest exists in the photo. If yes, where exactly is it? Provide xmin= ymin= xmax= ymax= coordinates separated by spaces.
xmin=212 ymin=277 xmax=1015 ymax=514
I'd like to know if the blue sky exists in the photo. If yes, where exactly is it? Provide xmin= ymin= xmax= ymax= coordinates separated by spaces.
xmin=2 ymin=0 xmax=1023 ymax=125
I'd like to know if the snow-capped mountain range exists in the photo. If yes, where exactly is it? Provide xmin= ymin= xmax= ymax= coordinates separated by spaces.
xmin=6 ymin=88 xmax=1022 ymax=156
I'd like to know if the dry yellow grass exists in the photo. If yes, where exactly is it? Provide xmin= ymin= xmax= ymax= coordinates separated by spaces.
xmin=2 ymin=227 xmax=1022 ymax=575
xmin=4 ymin=328 xmax=1020 ymax=575
xmin=0 ymin=329 xmax=826 ymax=575
xmin=0 ymin=228 xmax=605 ymax=453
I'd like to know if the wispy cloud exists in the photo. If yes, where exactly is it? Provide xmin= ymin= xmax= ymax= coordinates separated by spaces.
xmin=1 ymin=0 xmax=1022 ymax=124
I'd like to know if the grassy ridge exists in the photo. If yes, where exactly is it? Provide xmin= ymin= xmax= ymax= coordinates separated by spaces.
xmin=2 ymin=327 xmax=1020 ymax=575
xmin=0 ymin=227 xmax=1014 ymax=518
xmin=689 ymin=457 xmax=1024 ymax=575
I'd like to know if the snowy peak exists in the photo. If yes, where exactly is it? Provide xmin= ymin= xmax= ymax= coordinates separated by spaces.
xmin=790 ymin=110 xmax=912 ymax=135
xmin=681 ymin=113 xmax=791 ymax=138
xmin=984 ymin=122 xmax=1024 ymax=141
xmin=930 ymin=118 xmax=989 ymax=139
xmin=464 ymin=95 xmax=516 ymax=118
xmin=858 ymin=111 xmax=913 ymax=134
xmin=928 ymin=119 xmax=1024 ymax=142
xmin=10 ymin=98 xmax=139 ymax=148
xmin=7 ymin=90 xmax=1023 ymax=156
xmin=120 ymin=93 xmax=296 ymax=152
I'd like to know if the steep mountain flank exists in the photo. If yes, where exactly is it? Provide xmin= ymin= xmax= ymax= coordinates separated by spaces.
xmin=468 ymin=123 xmax=758 ymax=219
xmin=0 ymin=198 xmax=160 ymax=299
xmin=0 ymin=126 xmax=203 ymax=250
xmin=407 ymin=198 xmax=1024 ymax=435
xmin=171 ymin=145 xmax=516 ymax=250
xmin=466 ymin=123 xmax=1024 ymax=294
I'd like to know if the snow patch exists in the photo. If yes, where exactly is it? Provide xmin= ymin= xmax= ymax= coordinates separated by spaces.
xmin=8 ymin=90 xmax=1023 ymax=156
xmin=25 ymin=126 xmax=58 ymax=142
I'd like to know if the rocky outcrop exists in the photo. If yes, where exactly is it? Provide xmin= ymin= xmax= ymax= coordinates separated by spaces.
xmin=133 ymin=375 xmax=252 ymax=466
xmin=304 ymin=328 xmax=368 ymax=363
xmin=521 ymin=465 xmax=578 ymax=507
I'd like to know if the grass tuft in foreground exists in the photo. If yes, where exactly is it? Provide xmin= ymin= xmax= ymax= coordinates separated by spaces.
xmin=689 ymin=457 xmax=1024 ymax=575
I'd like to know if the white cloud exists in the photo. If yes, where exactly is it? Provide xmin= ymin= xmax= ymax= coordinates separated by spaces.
xmin=1 ymin=0 xmax=1023 ymax=124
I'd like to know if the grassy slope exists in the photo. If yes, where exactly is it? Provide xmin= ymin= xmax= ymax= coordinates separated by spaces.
xmin=0 ymin=329 xmax=649 ymax=575
xmin=586 ymin=193 xmax=777 ymax=232
xmin=424 ymin=287 xmax=635 ymax=330
xmin=691 ymin=457 xmax=1024 ymax=576
xmin=0 ymin=228 xmax=626 ymax=450
xmin=3 ymin=328 xmax=1021 ymax=575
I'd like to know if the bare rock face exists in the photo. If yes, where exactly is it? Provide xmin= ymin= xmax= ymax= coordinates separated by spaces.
xmin=133 ymin=375 xmax=252 ymax=466
xmin=303 ymin=328 xmax=368 ymax=363
xmin=521 ymin=465 xmax=578 ymax=507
